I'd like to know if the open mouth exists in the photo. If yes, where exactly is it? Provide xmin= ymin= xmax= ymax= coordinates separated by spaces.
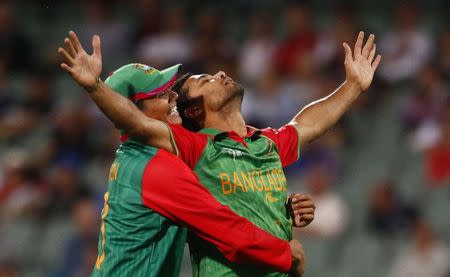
xmin=225 ymin=78 xmax=234 ymax=85
xmin=169 ymin=106 xmax=179 ymax=116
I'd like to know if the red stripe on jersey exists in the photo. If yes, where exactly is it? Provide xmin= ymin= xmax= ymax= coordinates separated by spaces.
xmin=168 ymin=124 xmax=209 ymax=169
xmin=261 ymin=124 xmax=300 ymax=167
xmin=141 ymin=149 xmax=292 ymax=272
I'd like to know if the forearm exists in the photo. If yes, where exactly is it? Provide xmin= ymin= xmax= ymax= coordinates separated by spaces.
xmin=292 ymin=80 xmax=361 ymax=145
xmin=89 ymin=80 xmax=167 ymax=145
xmin=142 ymin=152 xmax=292 ymax=272
xmin=58 ymin=31 xmax=173 ymax=149
xmin=149 ymin=182 xmax=293 ymax=272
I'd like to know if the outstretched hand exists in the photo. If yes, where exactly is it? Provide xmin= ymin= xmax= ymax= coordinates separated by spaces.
xmin=57 ymin=31 xmax=102 ymax=92
xmin=342 ymin=31 xmax=381 ymax=92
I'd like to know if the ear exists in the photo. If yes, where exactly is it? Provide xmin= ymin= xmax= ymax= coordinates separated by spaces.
xmin=184 ymin=105 xmax=203 ymax=119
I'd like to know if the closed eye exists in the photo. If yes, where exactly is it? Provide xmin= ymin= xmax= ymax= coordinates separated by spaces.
xmin=198 ymin=74 xmax=213 ymax=87
xmin=202 ymin=78 xmax=217 ymax=87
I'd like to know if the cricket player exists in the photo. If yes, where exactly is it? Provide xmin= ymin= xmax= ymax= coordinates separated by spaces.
xmin=59 ymin=30 xmax=380 ymax=276
xmin=58 ymin=34 xmax=313 ymax=277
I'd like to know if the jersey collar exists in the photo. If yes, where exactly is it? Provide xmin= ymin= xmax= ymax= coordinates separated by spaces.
xmin=199 ymin=126 xmax=263 ymax=146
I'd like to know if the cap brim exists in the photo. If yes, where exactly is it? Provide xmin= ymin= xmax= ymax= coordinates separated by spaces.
xmin=133 ymin=64 xmax=182 ymax=102
xmin=155 ymin=63 xmax=182 ymax=93
xmin=160 ymin=63 xmax=182 ymax=81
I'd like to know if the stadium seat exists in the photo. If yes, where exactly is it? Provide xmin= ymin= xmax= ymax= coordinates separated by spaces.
xmin=335 ymin=235 xmax=385 ymax=277
xmin=299 ymin=238 xmax=331 ymax=277
xmin=36 ymin=216 xmax=74 ymax=270
xmin=0 ymin=219 xmax=36 ymax=265
xmin=423 ymin=188 xmax=450 ymax=238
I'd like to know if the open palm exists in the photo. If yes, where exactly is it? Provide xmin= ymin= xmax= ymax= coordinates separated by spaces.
xmin=343 ymin=31 xmax=381 ymax=92
xmin=58 ymin=31 xmax=102 ymax=90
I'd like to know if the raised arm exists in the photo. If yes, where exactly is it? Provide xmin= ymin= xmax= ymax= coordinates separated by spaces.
xmin=57 ymin=31 xmax=174 ymax=153
xmin=290 ymin=31 xmax=381 ymax=146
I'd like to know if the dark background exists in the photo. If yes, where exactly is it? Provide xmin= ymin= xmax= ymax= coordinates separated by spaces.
xmin=0 ymin=0 xmax=449 ymax=276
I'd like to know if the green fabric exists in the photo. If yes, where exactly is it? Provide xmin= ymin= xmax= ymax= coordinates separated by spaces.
xmin=105 ymin=63 xmax=181 ymax=102
xmin=104 ymin=63 xmax=180 ymax=135
xmin=91 ymin=140 xmax=186 ymax=277
xmin=189 ymin=129 xmax=292 ymax=277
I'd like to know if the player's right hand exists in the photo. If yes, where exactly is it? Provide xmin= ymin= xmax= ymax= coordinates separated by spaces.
xmin=57 ymin=31 xmax=102 ymax=92
xmin=289 ymin=239 xmax=305 ymax=277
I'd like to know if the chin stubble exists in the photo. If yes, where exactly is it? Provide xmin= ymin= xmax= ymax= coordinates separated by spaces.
xmin=218 ymin=85 xmax=245 ymax=112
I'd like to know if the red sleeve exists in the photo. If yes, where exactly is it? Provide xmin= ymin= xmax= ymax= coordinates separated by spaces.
xmin=141 ymin=150 xmax=292 ymax=273
xmin=261 ymin=124 xmax=300 ymax=167
xmin=168 ymin=124 xmax=208 ymax=169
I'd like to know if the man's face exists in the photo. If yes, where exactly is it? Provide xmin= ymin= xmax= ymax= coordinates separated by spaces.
xmin=182 ymin=71 xmax=244 ymax=112
xmin=139 ymin=89 xmax=182 ymax=124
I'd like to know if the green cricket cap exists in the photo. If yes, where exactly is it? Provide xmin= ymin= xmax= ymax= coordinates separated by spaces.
xmin=105 ymin=63 xmax=181 ymax=103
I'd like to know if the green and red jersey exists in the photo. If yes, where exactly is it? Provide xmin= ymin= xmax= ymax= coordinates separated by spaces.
xmin=90 ymin=140 xmax=293 ymax=277
xmin=168 ymin=124 xmax=301 ymax=277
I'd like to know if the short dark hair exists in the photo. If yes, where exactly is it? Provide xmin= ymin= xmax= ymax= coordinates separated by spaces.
xmin=171 ymin=73 xmax=192 ymax=97
xmin=172 ymin=73 xmax=205 ymax=132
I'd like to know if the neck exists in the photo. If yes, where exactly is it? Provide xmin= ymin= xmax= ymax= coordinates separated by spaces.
xmin=204 ymin=109 xmax=247 ymax=137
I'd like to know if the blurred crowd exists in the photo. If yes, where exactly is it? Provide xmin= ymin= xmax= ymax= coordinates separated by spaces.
xmin=0 ymin=0 xmax=449 ymax=276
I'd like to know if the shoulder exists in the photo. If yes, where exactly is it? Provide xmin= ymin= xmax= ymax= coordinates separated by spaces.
xmin=260 ymin=124 xmax=299 ymax=148
xmin=260 ymin=124 xmax=297 ymax=138
xmin=117 ymin=140 xmax=159 ymax=158
xmin=113 ymin=141 xmax=161 ymax=181
xmin=167 ymin=124 xmax=210 ymax=168
xmin=168 ymin=124 xmax=209 ymax=140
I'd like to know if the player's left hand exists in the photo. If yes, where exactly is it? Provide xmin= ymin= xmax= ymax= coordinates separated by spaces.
xmin=342 ymin=31 xmax=381 ymax=92
xmin=288 ymin=193 xmax=315 ymax=228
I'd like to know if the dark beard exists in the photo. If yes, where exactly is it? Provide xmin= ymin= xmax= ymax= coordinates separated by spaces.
xmin=217 ymin=83 xmax=245 ymax=112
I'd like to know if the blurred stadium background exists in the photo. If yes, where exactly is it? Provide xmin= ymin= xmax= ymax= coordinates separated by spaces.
xmin=0 ymin=0 xmax=449 ymax=276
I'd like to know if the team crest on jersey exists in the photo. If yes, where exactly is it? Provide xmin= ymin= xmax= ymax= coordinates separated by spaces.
xmin=134 ymin=63 xmax=158 ymax=75
xmin=221 ymin=148 xmax=243 ymax=159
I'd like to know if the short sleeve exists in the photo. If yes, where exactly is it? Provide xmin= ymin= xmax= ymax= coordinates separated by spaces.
xmin=261 ymin=124 xmax=301 ymax=167
xmin=168 ymin=124 xmax=209 ymax=169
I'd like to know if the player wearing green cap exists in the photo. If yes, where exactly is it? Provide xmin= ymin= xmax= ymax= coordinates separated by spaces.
xmin=59 ymin=30 xmax=381 ymax=276
xmin=58 ymin=32 xmax=312 ymax=277
xmin=60 ymin=30 xmax=382 ymax=276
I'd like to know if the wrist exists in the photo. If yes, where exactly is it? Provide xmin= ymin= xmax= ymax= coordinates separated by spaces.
xmin=344 ymin=79 xmax=362 ymax=92
xmin=290 ymin=258 xmax=303 ymax=277
xmin=84 ymin=78 xmax=101 ymax=94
